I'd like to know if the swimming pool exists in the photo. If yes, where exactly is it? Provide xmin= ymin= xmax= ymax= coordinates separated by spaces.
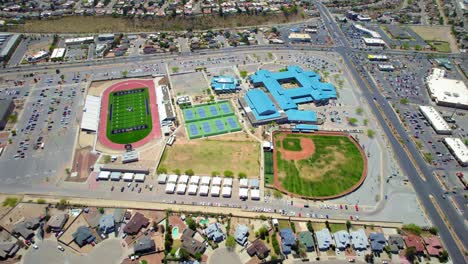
xmin=199 ymin=219 xmax=209 ymax=225
xmin=172 ymin=226 xmax=179 ymax=239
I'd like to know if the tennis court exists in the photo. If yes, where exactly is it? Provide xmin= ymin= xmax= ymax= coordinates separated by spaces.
xmin=106 ymin=87 xmax=153 ymax=144
xmin=182 ymin=101 xmax=242 ymax=139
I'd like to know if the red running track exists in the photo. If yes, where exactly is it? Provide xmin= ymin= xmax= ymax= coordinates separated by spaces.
xmin=98 ymin=79 xmax=161 ymax=150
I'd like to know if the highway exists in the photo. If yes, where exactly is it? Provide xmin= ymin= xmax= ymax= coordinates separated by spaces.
xmin=315 ymin=1 xmax=467 ymax=263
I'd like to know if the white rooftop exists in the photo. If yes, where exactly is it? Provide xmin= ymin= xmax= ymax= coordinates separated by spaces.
xmin=239 ymin=178 xmax=249 ymax=188
xmin=211 ymin=186 xmax=220 ymax=196
xmin=201 ymin=176 xmax=211 ymax=185
xmin=157 ymin=174 xmax=167 ymax=184
xmin=212 ymin=177 xmax=222 ymax=186
xmin=98 ymin=171 xmax=110 ymax=180
xmin=199 ymin=185 xmax=209 ymax=196
xmin=223 ymin=177 xmax=233 ymax=187
xmin=122 ymin=173 xmax=134 ymax=181
xmin=222 ymin=186 xmax=232 ymax=197
xmin=165 ymin=183 xmax=176 ymax=193
xmin=176 ymin=184 xmax=187 ymax=194
xmin=419 ymin=105 xmax=451 ymax=134
xmin=239 ymin=188 xmax=248 ymax=198
xmin=190 ymin=176 xmax=200 ymax=185
xmin=426 ymin=68 xmax=468 ymax=107
xmin=167 ymin=174 xmax=178 ymax=183
xmin=250 ymin=189 xmax=260 ymax=200
xmin=444 ymin=138 xmax=468 ymax=165
xmin=188 ymin=185 xmax=198 ymax=195
xmin=362 ymin=37 xmax=385 ymax=45
xmin=179 ymin=175 xmax=189 ymax=184
xmin=134 ymin=173 xmax=145 ymax=182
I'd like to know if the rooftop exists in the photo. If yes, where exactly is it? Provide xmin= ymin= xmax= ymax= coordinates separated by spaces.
xmin=426 ymin=68 xmax=468 ymax=107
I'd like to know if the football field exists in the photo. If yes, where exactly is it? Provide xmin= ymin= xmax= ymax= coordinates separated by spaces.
xmin=106 ymin=87 xmax=153 ymax=144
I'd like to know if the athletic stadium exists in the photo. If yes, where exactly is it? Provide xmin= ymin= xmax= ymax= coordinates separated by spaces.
xmin=239 ymin=66 xmax=337 ymax=126
xmin=182 ymin=101 xmax=242 ymax=139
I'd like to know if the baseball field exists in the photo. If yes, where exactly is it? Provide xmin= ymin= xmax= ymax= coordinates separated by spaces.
xmin=274 ymin=132 xmax=365 ymax=198
xmin=106 ymin=87 xmax=153 ymax=144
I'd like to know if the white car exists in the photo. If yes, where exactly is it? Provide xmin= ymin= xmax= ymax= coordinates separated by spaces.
xmin=32 ymin=244 xmax=39 ymax=249
xmin=57 ymin=245 xmax=65 ymax=251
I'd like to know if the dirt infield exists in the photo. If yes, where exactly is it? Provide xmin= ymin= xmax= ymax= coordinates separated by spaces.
xmin=67 ymin=146 xmax=99 ymax=182
xmin=98 ymin=79 xmax=161 ymax=151
xmin=276 ymin=134 xmax=316 ymax=160
xmin=272 ymin=130 xmax=368 ymax=200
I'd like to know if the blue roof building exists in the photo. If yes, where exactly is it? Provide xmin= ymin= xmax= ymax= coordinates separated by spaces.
xmin=369 ymin=232 xmax=386 ymax=252
xmin=98 ymin=214 xmax=115 ymax=234
xmin=279 ymin=228 xmax=296 ymax=255
xmin=350 ymin=229 xmax=369 ymax=251
xmin=234 ymin=225 xmax=249 ymax=246
xmin=240 ymin=66 xmax=336 ymax=126
xmin=315 ymin=228 xmax=333 ymax=251
xmin=205 ymin=223 xmax=225 ymax=243
xmin=333 ymin=230 xmax=350 ymax=251
xmin=72 ymin=226 xmax=95 ymax=247
xmin=211 ymin=76 xmax=240 ymax=93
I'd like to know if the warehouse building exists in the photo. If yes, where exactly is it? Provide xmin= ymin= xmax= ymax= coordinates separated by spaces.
xmin=27 ymin=50 xmax=49 ymax=63
xmin=0 ymin=34 xmax=21 ymax=63
xmin=210 ymin=76 xmax=240 ymax=93
xmin=97 ymin=34 xmax=115 ymax=42
xmin=443 ymin=138 xmax=468 ymax=166
xmin=426 ymin=68 xmax=468 ymax=109
xmin=0 ymin=99 xmax=14 ymax=130
xmin=354 ymin=24 xmax=381 ymax=38
xmin=65 ymin=37 xmax=94 ymax=46
xmin=419 ymin=106 xmax=451 ymax=134
xmin=368 ymin=54 xmax=388 ymax=61
xmin=239 ymin=66 xmax=336 ymax=126
xmin=288 ymin=33 xmax=312 ymax=42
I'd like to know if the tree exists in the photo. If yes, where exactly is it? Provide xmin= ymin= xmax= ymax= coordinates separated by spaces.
xmin=225 ymin=235 xmax=236 ymax=251
xmin=346 ymin=220 xmax=352 ymax=231
xmin=290 ymin=221 xmax=296 ymax=233
xmin=271 ymin=232 xmax=280 ymax=254
xmin=239 ymin=70 xmax=248 ymax=79
xmin=223 ymin=170 xmax=234 ymax=177
xmin=98 ymin=207 xmax=104 ymax=214
xmin=367 ymin=129 xmax=376 ymax=138
xmin=186 ymin=217 xmax=197 ymax=231
xmin=60 ymin=74 xmax=65 ymax=80
xmin=37 ymin=199 xmax=46 ymax=204
xmin=400 ymin=98 xmax=410 ymax=105
xmin=238 ymin=172 xmax=247 ymax=179
xmin=171 ymin=66 xmax=179 ymax=73
xmin=402 ymin=223 xmax=422 ymax=235
xmin=365 ymin=253 xmax=375 ymax=263
xmin=405 ymin=246 xmax=416 ymax=262
xmin=157 ymin=167 xmax=168 ymax=174
xmin=306 ymin=221 xmax=314 ymax=233
xmin=356 ymin=107 xmax=363 ymax=115
xmin=57 ymin=199 xmax=67 ymax=210
xmin=348 ymin=117 xmax=358 ymax=126
xmin=173 ymin=169 xmax=181 ymax=176
xmin=152 ymin=221 xmax=158 ymax=232
xmin=185 ymin=169 xmax=194 ymax=176
xmin=363 ymin=119 xmax=369 ymax=126
xmin=103 ymin=155 xmax=111 ymax=164
xmin=178 ymin=247 xmax=190 ymax=260
xmin=211 ymin=171 xmax=219 ymax=177
xmin=438 ymin=250 xmax=449 ymax=263
xmin=429 ymin=226 xmax=438 ymax=235
xmin=325 ymin=220 xmax=331 ymax=231
xmin=258 ymin=226 xmax=269 ymax=240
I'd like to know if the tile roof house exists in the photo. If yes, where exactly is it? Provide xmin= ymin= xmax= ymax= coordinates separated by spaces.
xmin=123 ymin=212 xmax=149 ymax=235
xmin=423 ymin=236 xmax=443 ymax=257
xmin=234 ymin=225 xmax=249 ymax=246
xmin=369 ymin=232 xmax=386 ymax=252
xmin=247 ymin=239 xmax=270 ymax=259
xmin=0 ymin=230 xmax=19 ymax=260
xmin=350 ymin=229 xmax=369 ymax=251
xmin=72 ymin=226 xmax=95 ymax=247
xmin=133 ymin=236 xmax=156 ymax=254
xmin=297 ymin=231 xmax=315 ymax=252
xmin=12 ymin=217 xmax=41 ymax=240
xmin=388 ymin=234 xmax=405 ymax=253
xmin=181 ymin=228 xmax=206 ymax=256
xmin=204 ymin=223 xmax=225 ymax=242
xmin=279 ymin=228 xmax=296 ymax=255
xmin=47 ymin=214 xmax=69 ymax=232
xmin=403 ymin=234 xmax=425 ymax=254
xmin=315 ymin=228 xmax=333 ymax=251
xmin=98 ymin=214 xmax=115 ymax=234
xmin=333 ymin=230 xmax=350 ymax=251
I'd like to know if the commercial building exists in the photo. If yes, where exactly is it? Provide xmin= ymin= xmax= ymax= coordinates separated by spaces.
xmin=240 ymin=66 xmax=336 ymax=126
xmin=97 ymin=34 xmax=115 ymax=42
xmin=443 ymin=137 xmax=468 ymax=166
xmin=210 ymin=76 xmax=240 ymax=93
xmin=27 ymin=50 xmax=49 ymax=63
xmin=378 ymin=64 xmax=395 ymax=72
xmin=350 ymin=229 xmax=368 ymax=251
xmin=369 ymin=232 xmax=386 ymax=252
xmin=80 ymin=95 xmax=101 ymax=132
xmin=362 ymin=37 xmax=386 ymax=46
xmin=419 ymin=105 xmax=452 ymax=134
xmin=0 ymin=34 xmax=21 ymax=62
xmin=368 ymin=54 xmax=388 ymax=61
xmin=0 ymin=99 xmax=14 ymax=130
xmin=288 ymin=33 xmax=312 ymax=42
xmin=426 ymin=68 xmax=468 ymax=109
xmin=50 ymin=48 xmax=66 ymax=61
xmin=354 ymin=24 xmax=381 ymax=38
xmin=65 ymin=37 xmax=94 ymax=46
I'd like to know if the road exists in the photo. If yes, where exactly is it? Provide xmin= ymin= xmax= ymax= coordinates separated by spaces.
xmin=315 ymin=1 xmax=467 ymax=263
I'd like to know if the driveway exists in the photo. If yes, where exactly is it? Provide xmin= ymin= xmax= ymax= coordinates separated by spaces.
xmin=208 ymin=248 xmax=242 ymax=264
xmin=23 ymin=238 xmax=126 ymax=264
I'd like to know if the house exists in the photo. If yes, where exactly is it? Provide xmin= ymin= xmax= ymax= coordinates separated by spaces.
xmin=181 ymin=229 xmax=206 ymax=256
xmin=350 ymin=229 xmax=368 ymax=251
xmin=123 ymin=212 xmax=149 ymax=235
xmin=12 ymin=217 xmax=40 ymax=240
xmin=388 ymin=234 xmax=405 ymax=254
xmin=47 ymin=214 xmax=69 ymax=232
xmin=0 ymin=230 xmax=19 ymax=260
xmin=234 ymin=225 xmax=249 ymax=246
xmin=247 ymin=239 xmax=270 ymax=259
xmin=134 ymin=236 xmax=156 ymax=254
xmin=297 ymin=231 xmax=315 ymax=252
xmin=315 ymin=228 xmax=333 ymax=251
xmin=279 ymin=228 xmax=296 ymax=255
xmin=72 ymin=226 xmax=95 ymax=247
xmin=369 ymin=232 xmax=386 ymax=252
xmin=204 ymin=223 xmax=225 ymax=242
xmin=424 ymin=236 xmax=444 ymax=257
xmin=98 ymin=214 xmax=115 ymax=234
xmin=403 ymin=234 xmax=425 ymax=255
xmin=333 ymin=230 xmax=350 ymax=251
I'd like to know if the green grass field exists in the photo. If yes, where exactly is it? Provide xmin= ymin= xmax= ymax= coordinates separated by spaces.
xmin=282 ymin=138 xmax=302 ymax=151
xmin=275 ymin=133 xmax=364 ymax=197
xmin=106 ymin=88 xmax=153 ymax=144
xmin=264 ymin=151 xmax=274 ymax=185
xmin=428 ymin=41 xmax=451 ymax=53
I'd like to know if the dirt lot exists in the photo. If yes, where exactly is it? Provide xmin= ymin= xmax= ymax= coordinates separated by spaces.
xmin=160 ymin=132 xmax=260 ymax=177
xmin=13 ymin=13 xmax=305 ymax=33
xmin=410 ymin=25 xmax=457 ymax=52
xmin=67 ymin=146 xmax=99 ymax=182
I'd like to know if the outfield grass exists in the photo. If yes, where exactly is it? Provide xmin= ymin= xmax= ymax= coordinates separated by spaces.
xmin=106 ymin=87 xmax=152 ymax=144
xmin=159 ymin=136 xmax=260 ymax=177
xmin=275 ymin=133 xmax=364 ymax=197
